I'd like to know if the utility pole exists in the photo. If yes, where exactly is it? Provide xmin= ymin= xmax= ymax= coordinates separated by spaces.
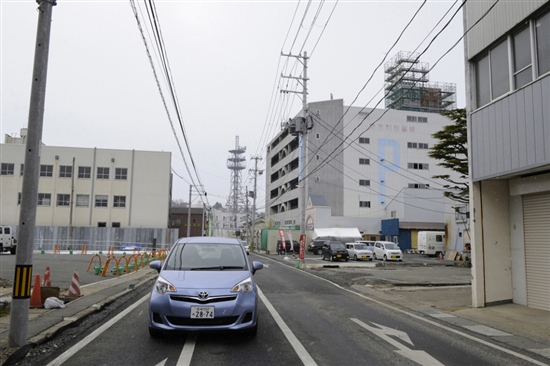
xmin=249 ymin=156 xmax=263 ymax=251
xmin=281 ymin=51 xmax=309 ymax=268
xmin=9 ymin=0 xmax=56 ymax=348
xmin=187 ymin=185 xmax=192 ymax=237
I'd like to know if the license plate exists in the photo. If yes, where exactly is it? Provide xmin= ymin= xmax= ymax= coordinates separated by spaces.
xmin=361 ymin=256 xmax=367 ymax=259
xmin=391 ymin=255 xmax=397 ymax=259
xmin=191 ymin=306 xmax=214 ymax=319
xmin=337 ymin=254 xmax=342 ymax=258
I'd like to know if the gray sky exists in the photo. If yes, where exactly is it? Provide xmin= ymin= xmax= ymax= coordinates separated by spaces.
xmin=1 ymin=0 xmax=466 ymax=211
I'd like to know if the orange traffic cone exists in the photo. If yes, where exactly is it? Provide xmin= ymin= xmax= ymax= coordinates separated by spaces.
xmin=67 ymin=269 xmax=82 ymax=298
xmin=439 ymin=252 xmax=443 ymax=260
xmin=42 ymin=266 xmax=51 ymax=287
xmin=30 ymin=274 xmax=43 ymax=308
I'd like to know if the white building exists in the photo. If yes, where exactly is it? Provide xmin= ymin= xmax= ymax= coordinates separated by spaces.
xmin=265 ymin=98 xmax=463 ymax=246
xmin=1 ymin=130 xmax=172 ymax=229
xmin=464 ymin=2 xmax=550 ymax=310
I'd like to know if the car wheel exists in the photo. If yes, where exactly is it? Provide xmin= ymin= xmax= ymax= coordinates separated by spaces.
xmin=373 ymin=253 xmax=377 ymax=260
xmin=329 ymin=255 xmax=334 ymax=262
xmin=369 ymin=258 xmax=373 ymax=261
xmin=383 ymin=254 xmax=387 ymax=261
xmin=354 ymin=254 xmax=358 ymax=261
xmin=316 ymin=248 xmax=323 ymax=255
xmin=10 ymin=247 xmax=16 ymax=255
xmin=345 ymin=257 xmax=349 ymax=262
xmin=245 ymin=320 xmax=258 ymax=337
xmin=149 ymin=327 xmax=163 ymax=338
xmin=321 ymin=253 xmax=324 ymax=261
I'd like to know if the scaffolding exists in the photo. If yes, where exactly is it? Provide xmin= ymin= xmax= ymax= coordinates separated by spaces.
xmin=384 ymin=51 xmax=456 ymax=113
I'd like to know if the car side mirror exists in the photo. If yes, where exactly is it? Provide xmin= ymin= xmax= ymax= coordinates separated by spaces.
xmin=251 ymin=261 xmax=263 ymax=275
xmin=149 ymin=260 xmax=162 ymax=273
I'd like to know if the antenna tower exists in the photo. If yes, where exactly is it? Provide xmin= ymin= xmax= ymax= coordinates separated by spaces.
xmin=226 ymin=136 xmax=247 ymax=233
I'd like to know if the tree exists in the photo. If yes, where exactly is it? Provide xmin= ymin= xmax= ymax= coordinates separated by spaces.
xmin=428 ymin=108 xmax=469 ymax=204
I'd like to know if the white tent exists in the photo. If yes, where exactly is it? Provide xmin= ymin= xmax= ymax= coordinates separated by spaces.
xmin=313 ymin=228 xmax=362 ymax=241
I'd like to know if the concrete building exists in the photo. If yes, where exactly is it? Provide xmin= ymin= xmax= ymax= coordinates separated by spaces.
xmin=265 ymin=98 xmax=463 ymax=246
xmin=1 ymin=130 xmax=172 ymax=229
xmin=464 ymin=2 xmax=550 ymax=310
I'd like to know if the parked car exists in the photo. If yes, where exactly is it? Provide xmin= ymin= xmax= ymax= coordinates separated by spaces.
xmin=239 ymin=240 xmax=250 ymax=255
xmin=355 ymin=240 xmax=375 ymax=253
xmin=308 ymin=240 xmax=326 ymax=255
xmin=277 ymin=240 xmax=300 ymax=254
xmin=321 ymin=241 xmax=349 ymax=262
xmin=373 ymin=241 xmax=403 ymax=261
xmin=345 ymin=242 xmax=373 ymax=261
xmin=148 ymin=236 xmax=263 ymax=337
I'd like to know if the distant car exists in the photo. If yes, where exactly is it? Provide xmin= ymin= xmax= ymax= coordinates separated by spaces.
xmin=373 ymin=241 xmax=403 ymax=261
xmin=355 ymin=240 xmax=375 ymax=253
xmin=148 ymin=236 xmax=263 ymax=337
xmin=321 ymin=241 xmax=349 ymax=262
xmin=345 ymin=243 xmax=373 ymax=261
xmin=277 ymin=240 xmax=300 ymax=254
xmin=239 ymin=240 xmax=250 ymax=255
xmin=308 ymin=240 xmax=326 ymax=255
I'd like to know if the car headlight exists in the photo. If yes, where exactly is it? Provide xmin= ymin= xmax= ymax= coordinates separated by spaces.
xmin=154 ymin=275 xmax=176 ymax=295
xmin=231 ymin=277 xmax=253 ymax=294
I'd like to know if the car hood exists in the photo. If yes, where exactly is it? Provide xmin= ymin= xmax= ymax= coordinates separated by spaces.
xmin=354 ymin=250 xmax=373 ymax=254
xmin=160 ymin=269 xmax=251 ymax=290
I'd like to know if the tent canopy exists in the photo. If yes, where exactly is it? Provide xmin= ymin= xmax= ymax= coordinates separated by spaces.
xmin=313 ymin=228 xmax=362 ymax=241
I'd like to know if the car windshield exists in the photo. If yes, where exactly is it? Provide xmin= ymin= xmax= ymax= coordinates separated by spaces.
xmin=164 ymin=243 xmax=246 ymax=271
xmin=384 ymin=243 xmax=399 ymax=250
xmin=355 ymin=244 xmax=368 ymax=250
xmin=330 ymin=243 xmax=345 ymax=250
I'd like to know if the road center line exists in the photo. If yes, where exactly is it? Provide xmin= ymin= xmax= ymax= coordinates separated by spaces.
xmin=257 ymin=285 xmax=317 ymax=366
xmin=177 ymin=334 xmax=196 ymax=366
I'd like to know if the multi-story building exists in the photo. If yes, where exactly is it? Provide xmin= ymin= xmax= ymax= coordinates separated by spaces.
xmin=1 ymin=129 xmax=172 ymax=229
xmin=464 ymin=2 xmax=550 ymax=310
xmin=265 ymin=98 xmax=463 ymax=247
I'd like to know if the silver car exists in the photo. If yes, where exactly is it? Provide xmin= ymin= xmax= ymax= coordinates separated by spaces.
xmin=148 ymin=237 xmax=263 ymax=337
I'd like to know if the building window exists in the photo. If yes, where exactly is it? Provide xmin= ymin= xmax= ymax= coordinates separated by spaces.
xmin=59 ymin=165 xmax=72 ymax=178
xmin=112 ymin=222 xmax=121 ymax=228
xmin=78 ymin=166 xmax=91 ymax=179
xmin=476 ymin=53 xmax=491 ymax=107
xmin=408 ymin=183 xmax=430 ymax=189
xmin=18 ymin=193 xmax=21 ymax=205
xmin=76 ymin=194 xmax=89 ymax=207
xmin=95 ymin=195 xmax=108 ymax=207
xmin=513 ymin=26 xmax=532 ymax=89
xmin=359 ymin=179 xmax=370 ymax=186
xmin=490 ymin=39 xmax=510 ymax=99
xmin=40 ymin=165 xmax=53 ymax=177
xmin=359 ymin=137 xmax=370 ymax=144
xmin=57 ymin=194 xmax=70 ymax=206
xmin=536 ymin=9 xmax=550 ymax=75
xmin=406 ymin=116 xmax=417 ymax=122
xmin=408 ymin=163 xmax=429 ymax=170
xmin=98 ymin=222 xmax=107 ymax=227
xmin=408 ymin=142 xmax=428 ymax=149
xmin=97 ymin=167 xmax=109 ymax=179
xmin=359 ymin=158 xmax=370 ymax=165
xmin=316 ymin=155 xmax=320 ymax=160
xmin=113 ymin=195 xmax=126 ymax=208
xmin=316 ymin=133 xmax=320 ymax=139
xmin=20 ymin=164 xmax=24 ymax=176
xmin=359 ymin=201 xmax=371 ymax=208
xmin=115 ymin=168 xmax=128 ymax=180
xmin=1 ymin=163 xmax=14 ymax=176
xmin=38 ymin=193 xmax=51 ymax=206
xmin=418 ymin=116 xmax=428 ymax=123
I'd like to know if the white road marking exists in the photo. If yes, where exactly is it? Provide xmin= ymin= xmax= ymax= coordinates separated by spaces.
xmin=177 ymin=334 xmax=197 ymax=365
xmin=257 ymin=285 xmax=317 ymax=366
xmin=351 ymin=318 xmax=444 ymax=366
xmin=463 ymin=325 xmax=512 ymax=337
xmin=155 ymin=359 xmax=167 ymax=366
xmin=46 ymin=293 xmax=150 ymax=366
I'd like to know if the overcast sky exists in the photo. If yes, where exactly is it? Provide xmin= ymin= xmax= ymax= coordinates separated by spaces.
xmin=1 ymin=0 xmax=466 ymax=210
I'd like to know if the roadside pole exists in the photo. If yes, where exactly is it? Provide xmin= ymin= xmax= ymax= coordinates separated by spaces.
xmin=9 ymin=0 xmax=57 ymax=348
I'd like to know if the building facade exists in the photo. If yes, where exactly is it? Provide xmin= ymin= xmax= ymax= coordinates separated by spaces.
xmin=1 ymin=132 xmax=172 ymax=229
xmin=464 ymin=1 xmax=550 ymax=310
xmin=266 ymin=99 xmax=463 ymax=239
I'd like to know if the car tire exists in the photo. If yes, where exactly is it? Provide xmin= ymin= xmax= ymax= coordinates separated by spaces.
xmin=245 ymin=320 xmax=258 ymax=337
xmin=383 ymin=254 xmax=387 ymax=261
xmin=369 ymin=258 xmax=373 ymax=261
xmin=329 ymin=255 xmax=334 ymax=262
xmin=373 ymin=253 xmax=377 ymax=260
xmin=354 ymin=254 xmax=358 ymax=261
xmin=10 ymin=247 xmax=16 ymax=255
xmin=149 ymin=327 xmax=163 ymax=338
xmin=321 ymin=253 xmax=324 ymax=261
xmin=345 ymin=257 xmax=349 ymax=262
xmin=316 ymin=248 xmax=323 ymax=255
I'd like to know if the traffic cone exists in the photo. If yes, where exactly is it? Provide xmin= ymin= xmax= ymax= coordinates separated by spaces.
xmin=439 ymin=252 xmax=443 ymax=260
xmin=42 ymin=266 xmax=51 ymax=287
xmin=30 ymin=274 xmax=43 ymax=308
xmin=67 ymin=269 xmax=82 ymax=297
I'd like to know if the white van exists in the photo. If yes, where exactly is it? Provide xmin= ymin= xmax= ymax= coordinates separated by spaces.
xmin=417 ymin=231 xmax=445 ymax=256
xmin=0 ymin=226 xmax=17 ymax=255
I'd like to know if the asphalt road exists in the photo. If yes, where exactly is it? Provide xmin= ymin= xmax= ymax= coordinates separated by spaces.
xmin=16 ymin=252 xmax=540 ymax=366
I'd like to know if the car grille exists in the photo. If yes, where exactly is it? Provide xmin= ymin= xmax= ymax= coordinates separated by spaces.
xmin=167 ymin=316 xmax=239 ymax=326
xmin=170 ymin=294 xmax=237 ymax=304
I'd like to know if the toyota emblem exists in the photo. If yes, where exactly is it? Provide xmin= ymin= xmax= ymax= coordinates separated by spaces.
xmin=198 ymin=291 xmax=209 ymax=300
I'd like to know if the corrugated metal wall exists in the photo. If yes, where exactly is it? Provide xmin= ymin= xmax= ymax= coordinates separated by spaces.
xmin=465 ymin=0 xmax=548 ymax=59
xmin=470 ymin=76 xmax=550 ymax=181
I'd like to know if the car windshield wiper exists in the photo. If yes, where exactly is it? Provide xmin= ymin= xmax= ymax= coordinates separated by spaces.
xmin=190 ymin=266 xmax=245 ymax=271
